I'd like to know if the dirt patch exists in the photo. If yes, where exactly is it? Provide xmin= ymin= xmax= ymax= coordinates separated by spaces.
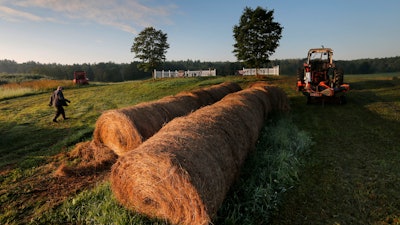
xmin=1 ymin=151 xmax=113 ymax=224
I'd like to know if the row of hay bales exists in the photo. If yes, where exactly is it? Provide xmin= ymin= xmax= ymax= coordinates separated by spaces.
xmin=92 ymin=82 xmax=242 ymax=156
xmin=110 ymin=82 xmax=289 ymax=225
xmin=59 ymin=82 xmax=242 ymax=176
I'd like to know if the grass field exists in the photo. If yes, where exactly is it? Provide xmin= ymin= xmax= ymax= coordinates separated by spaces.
xmin=1 ymin=74 xmax=399 ymax=224
xmin=272 ymin=74 xmax=400 ymax=225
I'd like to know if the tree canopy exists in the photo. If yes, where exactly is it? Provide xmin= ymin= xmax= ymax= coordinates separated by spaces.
xmin=131 ymin=27 xmax=170 ymax=72
xmin=233 ymin=6 xmax=283 ymax=68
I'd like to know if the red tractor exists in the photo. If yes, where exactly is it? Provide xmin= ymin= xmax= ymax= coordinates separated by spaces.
xmin=296 ymin=48 xmax=349 ymax=104
xmin=73 ymin=70 xmax=89 ymax=85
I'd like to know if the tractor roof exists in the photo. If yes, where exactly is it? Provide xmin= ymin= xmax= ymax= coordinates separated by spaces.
xmin=308 ymin=48 xmax=333 ymax=54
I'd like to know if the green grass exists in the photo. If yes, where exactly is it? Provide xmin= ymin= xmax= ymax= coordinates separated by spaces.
xmin=33 ymin=182 xmax=168 ymax=225
xmin=272 ymin=74 xmax=400 ymax=224
xmin=1 ymin=74 xmax=400 ymax=225
xmin=216 ymin=115 xmax=313 ymax=224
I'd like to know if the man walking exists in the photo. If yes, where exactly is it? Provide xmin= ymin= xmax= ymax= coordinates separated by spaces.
xmin=49 ymin=86 xmax=70 ymax=122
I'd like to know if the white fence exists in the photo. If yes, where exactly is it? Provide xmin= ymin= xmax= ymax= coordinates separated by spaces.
xmin=153 ymin=69 xmax=217 ymax=79
xmin=239 ymin=65 xmax=279 ymax=76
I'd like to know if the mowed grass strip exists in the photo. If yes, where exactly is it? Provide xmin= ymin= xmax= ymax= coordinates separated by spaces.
xmin=272 ymin=75 xmax=400 ymax=225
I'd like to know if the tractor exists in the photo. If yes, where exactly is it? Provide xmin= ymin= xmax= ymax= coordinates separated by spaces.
xmin=296 ymin=48 xmax=349 ymax=104
xmin=73 ymin=70 xmax=89 ymax=85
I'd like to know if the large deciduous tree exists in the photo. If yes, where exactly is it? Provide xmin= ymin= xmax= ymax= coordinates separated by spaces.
xmin=131 ymin=27 xmax=169 ymax=73
xmin=233 ymin=6 xmax=283 ymax=69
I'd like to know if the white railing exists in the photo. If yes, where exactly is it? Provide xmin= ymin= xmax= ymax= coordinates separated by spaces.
xmin=239 ymin=65 xmax=279 ymax=76
xmin=153 ymin=69 xmax=217 ymax=79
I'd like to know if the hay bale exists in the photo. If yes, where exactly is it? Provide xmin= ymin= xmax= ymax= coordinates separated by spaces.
xmin=249 ymin=81 xmax=290 ymax=112
xmin=202 ymin=82 xmax=242 ymax=102
xmin=175 ymin=82 xmax=242 ymax=106
xmin=111 ymin=86 xmax=280 ymax=225
xmin=178 ymin=89 xmax=214 ymax=107
xmin=93 ymin=82 xmax=242 ymax=156
xmin=264 ymin=85 xmax=290 ymax=111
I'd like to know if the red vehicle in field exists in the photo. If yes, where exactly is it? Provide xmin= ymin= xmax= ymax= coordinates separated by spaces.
xmin=73 ymin=71 xmax=89 ymax=85
xmin=296 ymin=48 xmax=349 ymax=104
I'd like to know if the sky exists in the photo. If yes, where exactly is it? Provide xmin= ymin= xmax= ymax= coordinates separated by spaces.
xmin=0 ymin=0 xmax=399 ymax=64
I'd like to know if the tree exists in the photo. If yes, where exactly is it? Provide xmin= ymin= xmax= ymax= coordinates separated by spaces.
xmin=131 ymin=27 xmax=170 ymax=73
xmin=233 ymin=6 xmax=283 ymax=69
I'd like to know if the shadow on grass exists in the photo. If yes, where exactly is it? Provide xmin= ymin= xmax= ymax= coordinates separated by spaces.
xmin=0 ymin=120 xmax=93 ymax=169
xmin=271 ymin=79 xmax=400 ymax=224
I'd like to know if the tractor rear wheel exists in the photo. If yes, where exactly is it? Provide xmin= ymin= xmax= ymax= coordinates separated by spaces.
xmin=334 ymin=68 xmax=344 ymax=87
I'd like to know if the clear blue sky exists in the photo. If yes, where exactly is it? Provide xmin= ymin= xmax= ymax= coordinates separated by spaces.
xmin=1 ymin=0 xmax=399 ymax=64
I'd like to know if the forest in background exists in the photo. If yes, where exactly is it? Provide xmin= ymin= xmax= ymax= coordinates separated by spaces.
xmin=1 ymin=56 xmax=400 ymax=82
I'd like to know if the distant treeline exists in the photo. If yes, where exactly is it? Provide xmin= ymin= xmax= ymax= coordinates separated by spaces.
xmin=1 ymin=56 xmax=399 ymax=82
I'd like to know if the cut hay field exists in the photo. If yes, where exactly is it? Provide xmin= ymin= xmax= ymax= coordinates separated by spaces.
xmin=1 ymin=73 xmax=399 ymax=224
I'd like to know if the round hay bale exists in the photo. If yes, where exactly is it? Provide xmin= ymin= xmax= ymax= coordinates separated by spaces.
xmin=93 ymin=82 xmax=242 ymax=156
xmin=178 ymin=89 xmax=214 ymax=106
xmin=156 ymin=94 xmax=201 ymax=118
xmin=247 ymin=81 xmax=270 ymax=89
xmin=220 ymin=81 xmax=242 ymax=93
xmin=249 ymin=82 xmax=290 ymax=112
xmin=202 ymin=82 xmax=242 ymax=102
xmin=264 ymin=85 xmax=290 ymax=111
xmin=174 ymin=82 xmax=242 ymax=107
xmin=111 ymin=87 xmax=273 ymax=225
xmin=92 ymin=109 xmax=144 ymax=156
